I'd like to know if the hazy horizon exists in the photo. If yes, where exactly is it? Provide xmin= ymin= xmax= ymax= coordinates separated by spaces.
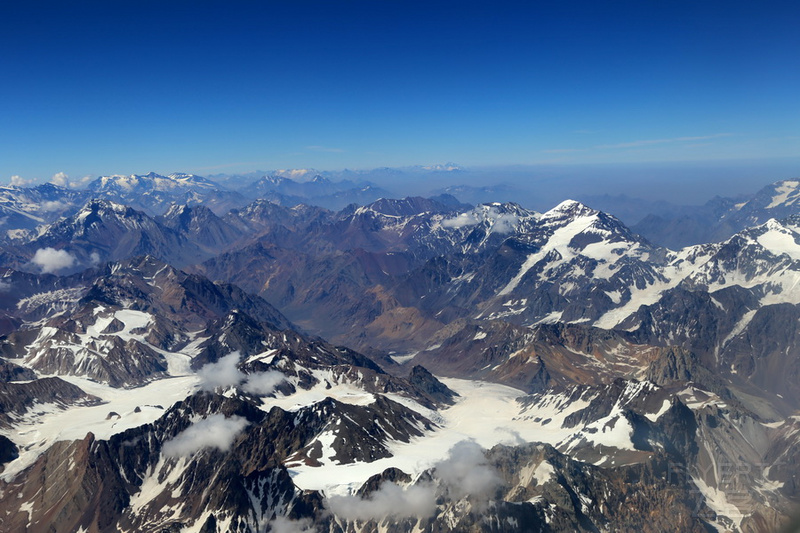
xmin=2 ymin=1 xmax=798 ymax=186
xmin=7 ymin=156 xmax=800 ymax=217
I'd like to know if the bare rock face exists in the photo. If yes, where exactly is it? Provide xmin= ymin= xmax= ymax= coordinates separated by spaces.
xmin=21 ymin=331 xmax=168 ymax=388
xmin=0 ymin=358 xmax=36 ymax=382
xmin=0 ymin=433 xmax=130 ymax=533
xmin=157 ymin=203 xmax=244 ymax=254
xmin=407 ymin=364 xmax=458 ymax=406
xmin=0 ymin=377 xmax=100 ymax=426
xmin=0 ymin=435 xmax=18 ymax=466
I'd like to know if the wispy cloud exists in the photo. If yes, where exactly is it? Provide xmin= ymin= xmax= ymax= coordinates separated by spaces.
xmin=328 ymin=481 xmax=437 ymax=521
xmin=306 ymin=145 xmax=344 ymax=153
xmin=197 ymin=352 xmax=244 ymax=390
xmin=327 ymin=440 xmax=502 ymax=521
xmin=162 ymin=414 xmax=249 ymax=457
xmin=197 ymin=352 xmax=285 ymax=395
xmin=542 ymin=148 xmax=585 ymax=154
xmin=434 ymin=440 xmax=503 ymax=500
xmin=543 ymin=133 xmax=733 ymax=154
xmin=596 ymin=133 xmax=732 ymax=149
xmin=268 ymin=516 xmax=316 ymax=533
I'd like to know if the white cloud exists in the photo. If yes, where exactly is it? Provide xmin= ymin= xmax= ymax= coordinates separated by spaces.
xmin=197 ymin=352 xmax=284 ymax=395
xmin=0 ymin=279 xmax=11 ymax=292
xmin=50 ymin=172 xmax=70 ymax=187
xmin=242 ymin=370 xmax=284 ymax=395
xmin=441 ymin=212 xmax=480 ymax=229
xmin=31 ymin=247 xmax=76 ymax=274
xmin=441 ymin=207 xmax=519 ymax=234
xmin=9 ymin=175 xmax=31 ymax=187
xmin=74 ymin=175 xmax=92 ymax=188
xmin=89 ymin=251 xmax=101 ymax=266
xmin=198 ymin=352 xmax=244 ymax=390
xmin=328 ymin=440 xmax=502 ymax=522
xmin=162 ymin=414 xmax=249 ymax=457
xmin=434 ymin=440 xmax=503 ymax=500
xmin=327 ymin=481 xmax=437 ymax=521
xmin=491 ymin=213 xmax=520 ymax=234
xmin=267 ymin=516 xmax=316 ymax=533
xmin=39 ymin=200 xmax=66 ymax=213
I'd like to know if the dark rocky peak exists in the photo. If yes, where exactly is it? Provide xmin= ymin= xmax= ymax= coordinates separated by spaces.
xmin=0 ymin=358 xmax=36 ymax=382
xmin=471 ymin=201 xmax=538 ymax=221
xmin=644 ymin=346 xmax=731 ymax=399
xmin=285 ymin=395 xmax=435 ymax=466
xmin=179 ymin=274 xmax=293 ymax=330
xmin=160 ymin=203 xmax=216 ymax=226
xmin=0 ymin=266 xmax=95 ymax=317
xmin=248 ymin=172 xmax=355 ymax=200
xmin=261 ymin=174 xmax=290 ymax=186
xmin=224 ymin=198 xmax=331 ymax=235
xmin=77 ymin=198 xmax=143 ymax=224
xmin=157 ymin=203 xmax=242 ymax=252
xmin=0 ymin=435 xmax=18 ymax=467
xmin=355 ymin=467 xmax=412 ymax=498
xmin=227 ymin=198 xmax=292 ymax=220
xmin=193 ymin=311 xmax=275 ymax=368
xmin=407 ymin=365 xmax=459 ymax=405
xmin=437 ymin=202 xmax=541 ymax=252
xmin=427 ymin=193 xmax=473 ymax=211
xmin=78 ymin=256 xmax=293 ymax=333
xmin=362 ymin=196 xmax=458 ymax=217
xmin=14 ymin=199 xmax=206 ymax=271
xmin=106 ymin=254 xmax=180 ymax=279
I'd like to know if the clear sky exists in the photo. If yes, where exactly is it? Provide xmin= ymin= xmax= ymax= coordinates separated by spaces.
xmin=2 ymin=0 xmax=799 ymax=182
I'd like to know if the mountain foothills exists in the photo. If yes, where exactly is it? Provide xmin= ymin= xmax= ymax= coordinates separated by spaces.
xmin=1 ymin=172 xmax=800 ymax=532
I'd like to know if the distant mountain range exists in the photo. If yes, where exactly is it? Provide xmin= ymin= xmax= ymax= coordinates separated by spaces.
xmin=1 ymin=171 xmax=800 ymax=531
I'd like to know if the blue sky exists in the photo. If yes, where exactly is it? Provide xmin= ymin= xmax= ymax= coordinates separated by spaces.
xmin=2 ymin=0 xmax=798 ymax=183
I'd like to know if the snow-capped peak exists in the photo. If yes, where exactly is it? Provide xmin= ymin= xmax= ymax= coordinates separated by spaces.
xmin=421 ymin=162 xmax=462 ymax=172
xmin=765 ymin=179 xmax=800 ymax=209
xmin=541 ymin=199 xmax=598 ymax=221
xmin=743 ymin=217 xmax=800 ymax=261
xmin=80 ymin=198 xmax=130 ymax=215
xmin=440 ymin=202 xmax=539 ymax=234
xmin=271 ymin=169 xmax=319 ymax=181
xmin=163 ymin=203 xmax=191 ymax=218
xmin=90 ymin=172 xmax=218 ymax=194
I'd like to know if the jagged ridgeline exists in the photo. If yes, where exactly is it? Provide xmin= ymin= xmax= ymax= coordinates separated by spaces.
xmin=1 ymin=172 xmax=800 ymax=532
